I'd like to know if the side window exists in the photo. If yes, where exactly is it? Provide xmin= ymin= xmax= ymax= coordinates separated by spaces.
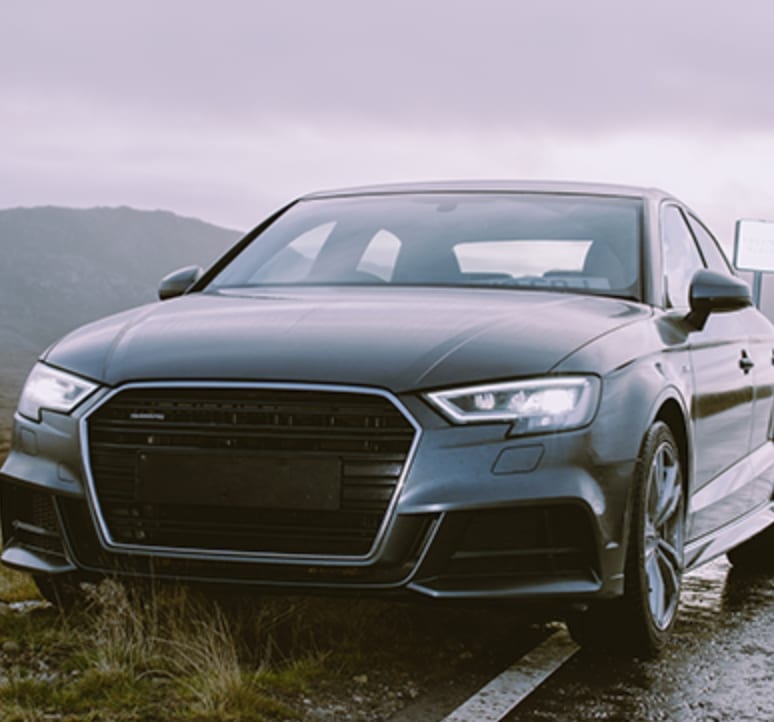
xmin=662 ymin=205 xmax=705 ymax=309
xmin=686 ymin=215 xmax=733 ymax=274
xmin=357 ymin=230 xmax=401 ymax=280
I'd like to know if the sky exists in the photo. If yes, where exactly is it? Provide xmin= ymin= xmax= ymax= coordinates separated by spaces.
xmin=3 ymin=0 xmax=774 ymax=249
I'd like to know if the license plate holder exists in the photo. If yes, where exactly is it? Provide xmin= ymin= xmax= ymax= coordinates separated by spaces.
xmin=136 ymin=451 xmax=341 ymax=511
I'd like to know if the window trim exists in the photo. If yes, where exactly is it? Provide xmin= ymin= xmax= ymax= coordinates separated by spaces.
xmin=685 ymin=212 xmax=734 ymax=275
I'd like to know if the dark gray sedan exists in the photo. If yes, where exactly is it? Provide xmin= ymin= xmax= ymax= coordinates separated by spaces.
xmin=3 ymin=181 xmax=774 ymax=655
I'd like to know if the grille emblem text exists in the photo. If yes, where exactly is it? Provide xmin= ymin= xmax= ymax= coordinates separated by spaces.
xmin=130 ymin=412 xmax=166 ymax=421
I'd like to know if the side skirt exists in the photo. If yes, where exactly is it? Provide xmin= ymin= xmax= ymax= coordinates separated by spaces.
xmin=684 ymin=501 xmax=774 ymax=570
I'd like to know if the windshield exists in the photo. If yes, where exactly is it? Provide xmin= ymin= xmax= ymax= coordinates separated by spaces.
xmin=206 ymin=192 xmax=644 ymax=300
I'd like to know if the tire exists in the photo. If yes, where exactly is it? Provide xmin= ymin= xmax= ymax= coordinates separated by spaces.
xmin=568 ymin=421 xmax=686 ymax=656
xmin=727 ymin=522 xmax=774 ymax=571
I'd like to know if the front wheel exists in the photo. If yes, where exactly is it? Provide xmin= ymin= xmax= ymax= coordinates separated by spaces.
xmin=568 ymin=421 xmax=686 ymax=656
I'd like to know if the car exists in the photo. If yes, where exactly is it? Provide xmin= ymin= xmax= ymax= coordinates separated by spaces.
xmin=3 ymin=180 xmax=774 ymax=654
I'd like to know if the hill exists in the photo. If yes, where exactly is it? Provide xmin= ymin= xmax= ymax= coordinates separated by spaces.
xmin=0 ymin=206 xmax=242 ymax=407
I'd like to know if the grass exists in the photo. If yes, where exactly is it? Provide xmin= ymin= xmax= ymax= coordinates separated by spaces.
xmin=0 ymin=569 xmax=543 ymax=721
xmin=0 ymin=579 xmax=317 ymax=721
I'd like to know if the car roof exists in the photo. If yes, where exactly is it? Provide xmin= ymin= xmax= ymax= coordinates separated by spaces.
xmin=301 ymin=180 xmax=674 ymax=202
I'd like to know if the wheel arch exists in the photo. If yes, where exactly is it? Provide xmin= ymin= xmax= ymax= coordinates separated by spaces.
xmin=617 ymin=394 xmax=691 ymax=569
xmin=653 ymin=397 xmax=691 ymax=500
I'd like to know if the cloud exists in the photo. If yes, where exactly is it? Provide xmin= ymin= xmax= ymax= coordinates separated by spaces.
xmin=5 ymin=90 xmax=774 ymax=244
xmin=3 ymin=0 xmax=774 ymax=134
xmin=2 ymin=0 xmax=774 ymax=235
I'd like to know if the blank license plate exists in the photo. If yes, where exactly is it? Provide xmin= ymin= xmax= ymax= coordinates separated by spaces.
xmin=136 ymin=451 xmax=341 ymax=511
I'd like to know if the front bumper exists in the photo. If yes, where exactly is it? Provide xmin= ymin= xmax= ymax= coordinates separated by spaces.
xmin=0 ymin=382 xmax=638 ymax=602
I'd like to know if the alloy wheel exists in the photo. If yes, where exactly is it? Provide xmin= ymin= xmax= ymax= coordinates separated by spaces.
xmin=643 ymin=439 xmax=685 ymax=631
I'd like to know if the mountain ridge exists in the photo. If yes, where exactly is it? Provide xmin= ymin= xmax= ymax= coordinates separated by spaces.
xmin=0 ymin=204 xmax=243 ymax=235
xmin=0 ymin=205 xmax=242 ymax=404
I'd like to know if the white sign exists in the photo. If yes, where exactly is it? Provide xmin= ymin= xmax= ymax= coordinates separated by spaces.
xmin=735 ymin=219 xmax=774 ymax=273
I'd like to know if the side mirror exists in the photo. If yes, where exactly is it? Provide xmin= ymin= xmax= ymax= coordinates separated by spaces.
xmin=158 ymin=265 xmax=204 ymax=300
xmin=687 ymin=269 xmax=752 ymax=328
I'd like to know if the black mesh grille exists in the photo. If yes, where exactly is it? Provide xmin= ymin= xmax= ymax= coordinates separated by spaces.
xmin=60 ymin=498 xmax=437 ymax=586
xmin=86 ymin=387 xmax=416 ymax=556
xmin=31 ymin=491 xmax=60 ymax=535
xmin=0 ymin=485 xmax=66 ymax=559
xmin=443 ymin=506 xmax=598 ymax=581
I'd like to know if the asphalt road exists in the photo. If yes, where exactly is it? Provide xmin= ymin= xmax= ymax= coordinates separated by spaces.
xmin=503 ymin=558 xmax=774 ymax=722
xmin=387 ymin=558 xmax=773 ymax=722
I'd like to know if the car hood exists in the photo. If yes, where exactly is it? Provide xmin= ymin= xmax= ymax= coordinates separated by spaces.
xmin=44 ymin=287 xmax=649 ymax=391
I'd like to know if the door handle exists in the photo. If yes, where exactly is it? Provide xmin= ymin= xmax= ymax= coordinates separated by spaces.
xmin=739 ymin=351 xmax=755 ymax=374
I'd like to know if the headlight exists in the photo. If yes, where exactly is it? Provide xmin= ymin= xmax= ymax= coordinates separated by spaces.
xmin=17 ymin=363 xmax=99 ymax=421
xmin=426 ymin=376 xmax=600 ymax=433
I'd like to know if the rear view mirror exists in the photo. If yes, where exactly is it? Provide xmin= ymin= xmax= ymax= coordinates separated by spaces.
xmin=688 ymin=269 xmax=752 ymax=328
xmin=158 ymin=265 xmax=204 ymax=300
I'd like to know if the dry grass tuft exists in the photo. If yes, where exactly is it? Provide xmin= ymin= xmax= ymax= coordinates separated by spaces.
xmin=0 ymin=572 xmax=528 ymax=720
xmin=74 ymin=580 xmax=307 ymax=719
xmin=169 ymin=602 xmax=259 ymax=716
xmin=82 ymin=578 xmax=167 ymax=676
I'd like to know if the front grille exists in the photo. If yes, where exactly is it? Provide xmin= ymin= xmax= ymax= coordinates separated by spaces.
xmin=86 ymin=386 xmax=416 ymax=556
